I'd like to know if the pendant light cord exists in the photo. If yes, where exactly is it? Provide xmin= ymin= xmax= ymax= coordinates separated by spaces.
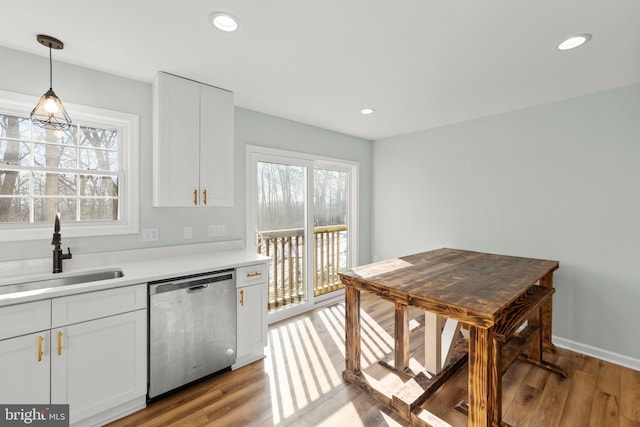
xmin=48 ymin=43 xmax=53 ymax=90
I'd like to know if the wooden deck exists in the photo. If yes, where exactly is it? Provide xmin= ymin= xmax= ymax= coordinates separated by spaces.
xmin=259 ymin=225 xmax=347 ymax=309
xmin=108 ymin=293 xmax=640 ymax=427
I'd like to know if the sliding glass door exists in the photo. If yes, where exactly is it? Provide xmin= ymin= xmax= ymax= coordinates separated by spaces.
xmin=247 ymin=146 xmax=357 ymax=322
xmin=257 ymin=160 xmax=308 ymax=310
xmin=313 ymin=168 xmax=349 ymax=298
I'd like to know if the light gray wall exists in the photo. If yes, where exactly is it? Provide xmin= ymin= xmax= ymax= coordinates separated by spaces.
xmin=0 ymin=45 xmax=372 ymax=265
xmin=372 ymin=83 xmax=640 ymax=361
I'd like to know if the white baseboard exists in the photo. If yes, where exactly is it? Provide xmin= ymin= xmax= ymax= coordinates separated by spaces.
xmin=553 ymin=335 xmax=640 ymax=371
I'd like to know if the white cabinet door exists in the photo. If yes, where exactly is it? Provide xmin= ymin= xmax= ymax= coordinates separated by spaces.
xmin=51 ymin=310 xmax=146 ymax=425
xmin=153 ymin=72 xmax=200 ymax=207
xmin=235 ymin=282 xmax=267 ymax=368
xmin=0 ymin=331 xmax=50 ymax=404
xmin=199 ymin=82 xmax=234 ymax=207
xmin=153 ymin=71 xmax=234 ymax=207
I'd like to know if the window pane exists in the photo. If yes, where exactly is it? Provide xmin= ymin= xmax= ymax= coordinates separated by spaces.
xmin=80 ymin=126 xmax=118 ymax=150
xmin=80 ymin=175 xmax=118 ymax=197
xmin=33 ymin=143 xmax=77 ymax=169
xmin=33 ymin=125 xmax=76 ymax=144
xmin=80 ymin=199 xmax=118 ymax=220
xmin=257 ymin=162 xmax=305 ymax=230
xmin=32 ymin=172 xmax=77 ymax=197
xmin=0 ymin=197 xmax=29 ymax=223
xmin=256 ymin=161 xmax=307 ymax=309
xmin=0 ymin=170 xmax=29 ymax=196
xmin=314 ymin=169 xmax=348 ymax=226
xmin=79 ymin=148 xmax=118 ymax=171
xmin=33 ymin=198 xmax=76 ymax=223
xmin=313 ymin=168 xmax=349 ymax=297
xmin=0 ymin=140 xmax=31 ymax=166
xmin=0 ymin=114 xmax=31 ymax=140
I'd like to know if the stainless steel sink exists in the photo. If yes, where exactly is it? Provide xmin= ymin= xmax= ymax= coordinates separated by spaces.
xmin=0 ymin=269 xmax=124 ymax=296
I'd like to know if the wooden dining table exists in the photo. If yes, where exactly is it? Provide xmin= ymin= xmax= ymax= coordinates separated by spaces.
xmin=338 ymin=248 xmax=562 ymax=427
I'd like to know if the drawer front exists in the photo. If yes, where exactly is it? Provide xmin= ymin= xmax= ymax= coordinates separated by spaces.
xmin=236 ymin=263 xmax=269 ymax=287
xmin=0 ymin=300 xmax=51 ymax=340
xmin=52 ymin=284 xmax=146 ymax=327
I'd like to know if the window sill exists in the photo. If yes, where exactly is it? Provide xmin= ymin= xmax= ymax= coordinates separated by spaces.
xmin=0 ymin=222 xmax=139 ymax=242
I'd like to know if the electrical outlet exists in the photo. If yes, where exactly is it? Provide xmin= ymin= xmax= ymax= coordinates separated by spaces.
xmin=183 ymin=227 xmax=193 ymax=240
xmin=142 ymin=228 xmax=159 ymax=242
xmin=208 ymin=224 xmax=226 ymax=237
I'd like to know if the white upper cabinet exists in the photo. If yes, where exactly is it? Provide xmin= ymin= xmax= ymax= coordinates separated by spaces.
xmin=153 ymin=72 xmax=234 ymax=207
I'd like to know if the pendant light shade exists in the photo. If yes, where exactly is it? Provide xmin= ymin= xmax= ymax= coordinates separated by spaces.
xmin=30 ymin=35 xmax=72 ymax=131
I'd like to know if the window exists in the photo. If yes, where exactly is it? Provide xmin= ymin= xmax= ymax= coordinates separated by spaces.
xmin=0 ymin=90 xmax=138 ymax=241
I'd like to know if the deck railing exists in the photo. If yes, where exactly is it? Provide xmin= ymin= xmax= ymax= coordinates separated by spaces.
xmin=257 ymin=225 xmax=347 ymax=310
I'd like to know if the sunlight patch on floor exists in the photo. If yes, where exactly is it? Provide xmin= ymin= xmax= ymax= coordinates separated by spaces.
xmin=318 ymin=303 xmax=394 ymax=368
xmin=300 ymin=399 xmax=406 ymax=427
xmin=264 ymin=300 xmax=405 ymax=426
xmin=300 ymin=317 xmax=342 ymax=391
xmin=266 ymin=308 xmax=347 ymax=425
xmin=266 ymin=327 xmax=292 ymax=422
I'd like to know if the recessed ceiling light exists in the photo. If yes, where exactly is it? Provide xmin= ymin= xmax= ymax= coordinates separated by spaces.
xmin=556 ymin=34 xmax=592 ymax=51
xmin=360 ymin=108 xmax=375 ymax=115
xmin=209 ymin=12 xmax=240 ymax=32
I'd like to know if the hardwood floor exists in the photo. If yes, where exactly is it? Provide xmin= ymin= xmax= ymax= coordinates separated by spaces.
xmin=108 ymin=293 xmax=640 ymax=427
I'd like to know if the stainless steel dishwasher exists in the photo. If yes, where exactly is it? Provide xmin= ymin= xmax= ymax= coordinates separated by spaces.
xmin=148 ymin=269 xmax=236 ymax=400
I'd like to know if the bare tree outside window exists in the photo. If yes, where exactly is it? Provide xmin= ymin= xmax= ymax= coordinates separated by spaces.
xmin=257 ymin=163 xmax=349 ymax=230
xmin=257 ymin=162 xmax=304 ymax=231
xmin=314 ymin=169 xmax=348 ymax=227
xmin=0 ymin=112 xmax=120 ymax=224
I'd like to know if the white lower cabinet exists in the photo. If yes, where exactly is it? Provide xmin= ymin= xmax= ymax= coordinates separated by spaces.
xmin=51 ymin=310 xmax=146 ymax=425
xmin=0 ymin=284 xmax=146 ymax=427
xmin=236 ymin=283 xmax=266 ymax=362
xmin=234 ymin=263 xmax=268 ymax=369
xmin=0 ymin=331 xmax=51 ymax=404
xmin=0 ymin=299 xmax=51 ymax=404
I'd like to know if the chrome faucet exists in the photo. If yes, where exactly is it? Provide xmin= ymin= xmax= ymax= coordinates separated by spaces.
xmin=52 ymin=213 xmax=72 ymax=273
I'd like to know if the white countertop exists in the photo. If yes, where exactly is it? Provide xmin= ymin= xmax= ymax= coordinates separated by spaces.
xmin=0 ymin=240 xmax=270 ymax=307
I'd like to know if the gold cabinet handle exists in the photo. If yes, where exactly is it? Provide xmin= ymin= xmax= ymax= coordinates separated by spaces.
xmin=57 ymin=331 xmax=63 ymax=356
xmin=38 ymin=336 xmax=43 ymax=362
xmin=193 ymin=189 xmax=198 ymax=205
xmin=246 ymin=272 xmax=262 ymax=278
xmin=203 ymin=189 xmax=207 ymax=205
xmin=240 ymin=289 xmax=245 ymax=307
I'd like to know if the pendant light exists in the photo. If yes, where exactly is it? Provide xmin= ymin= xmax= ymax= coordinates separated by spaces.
xmin=30 ymin=34 xmax=72 ymax=131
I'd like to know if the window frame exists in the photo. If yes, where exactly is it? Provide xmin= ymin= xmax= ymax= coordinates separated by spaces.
xmin=0 ymin=89 xmax=139 ymax=241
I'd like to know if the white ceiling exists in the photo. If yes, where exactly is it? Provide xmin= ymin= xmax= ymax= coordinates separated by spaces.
xmin=1 ymin=0 xmax=639 ymax=140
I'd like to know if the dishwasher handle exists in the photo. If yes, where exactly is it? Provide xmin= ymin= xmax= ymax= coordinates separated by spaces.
xmin=186 ymin=284 xmax=209 ymax=293
xmin=149 ymin=271 xmax=234 ymax=295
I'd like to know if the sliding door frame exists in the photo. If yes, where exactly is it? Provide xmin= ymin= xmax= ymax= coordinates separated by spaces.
xmin=246 ymin=144 xmax=359 ymax=324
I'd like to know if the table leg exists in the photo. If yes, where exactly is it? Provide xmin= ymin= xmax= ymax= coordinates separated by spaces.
xmin=394 ymin=303 xmax=409 ymax=371
xmin=527 ymin=308 xmax=542 ymax=364
xmin=424 ymin=311 xmax=444 ymax=374
xmin=468 ymin=326 xmax=499 ymax=427
xmin=345 ymin=286 xmax=361 ymax=374
xmin=490 ymin=333 xmax=503 ymax=427
xmin=539 ymin=272 xmax=557 ymax=353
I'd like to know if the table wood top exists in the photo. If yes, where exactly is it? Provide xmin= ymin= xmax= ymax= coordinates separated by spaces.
xmin=339 ymin=248 xmax=558 ymax=328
